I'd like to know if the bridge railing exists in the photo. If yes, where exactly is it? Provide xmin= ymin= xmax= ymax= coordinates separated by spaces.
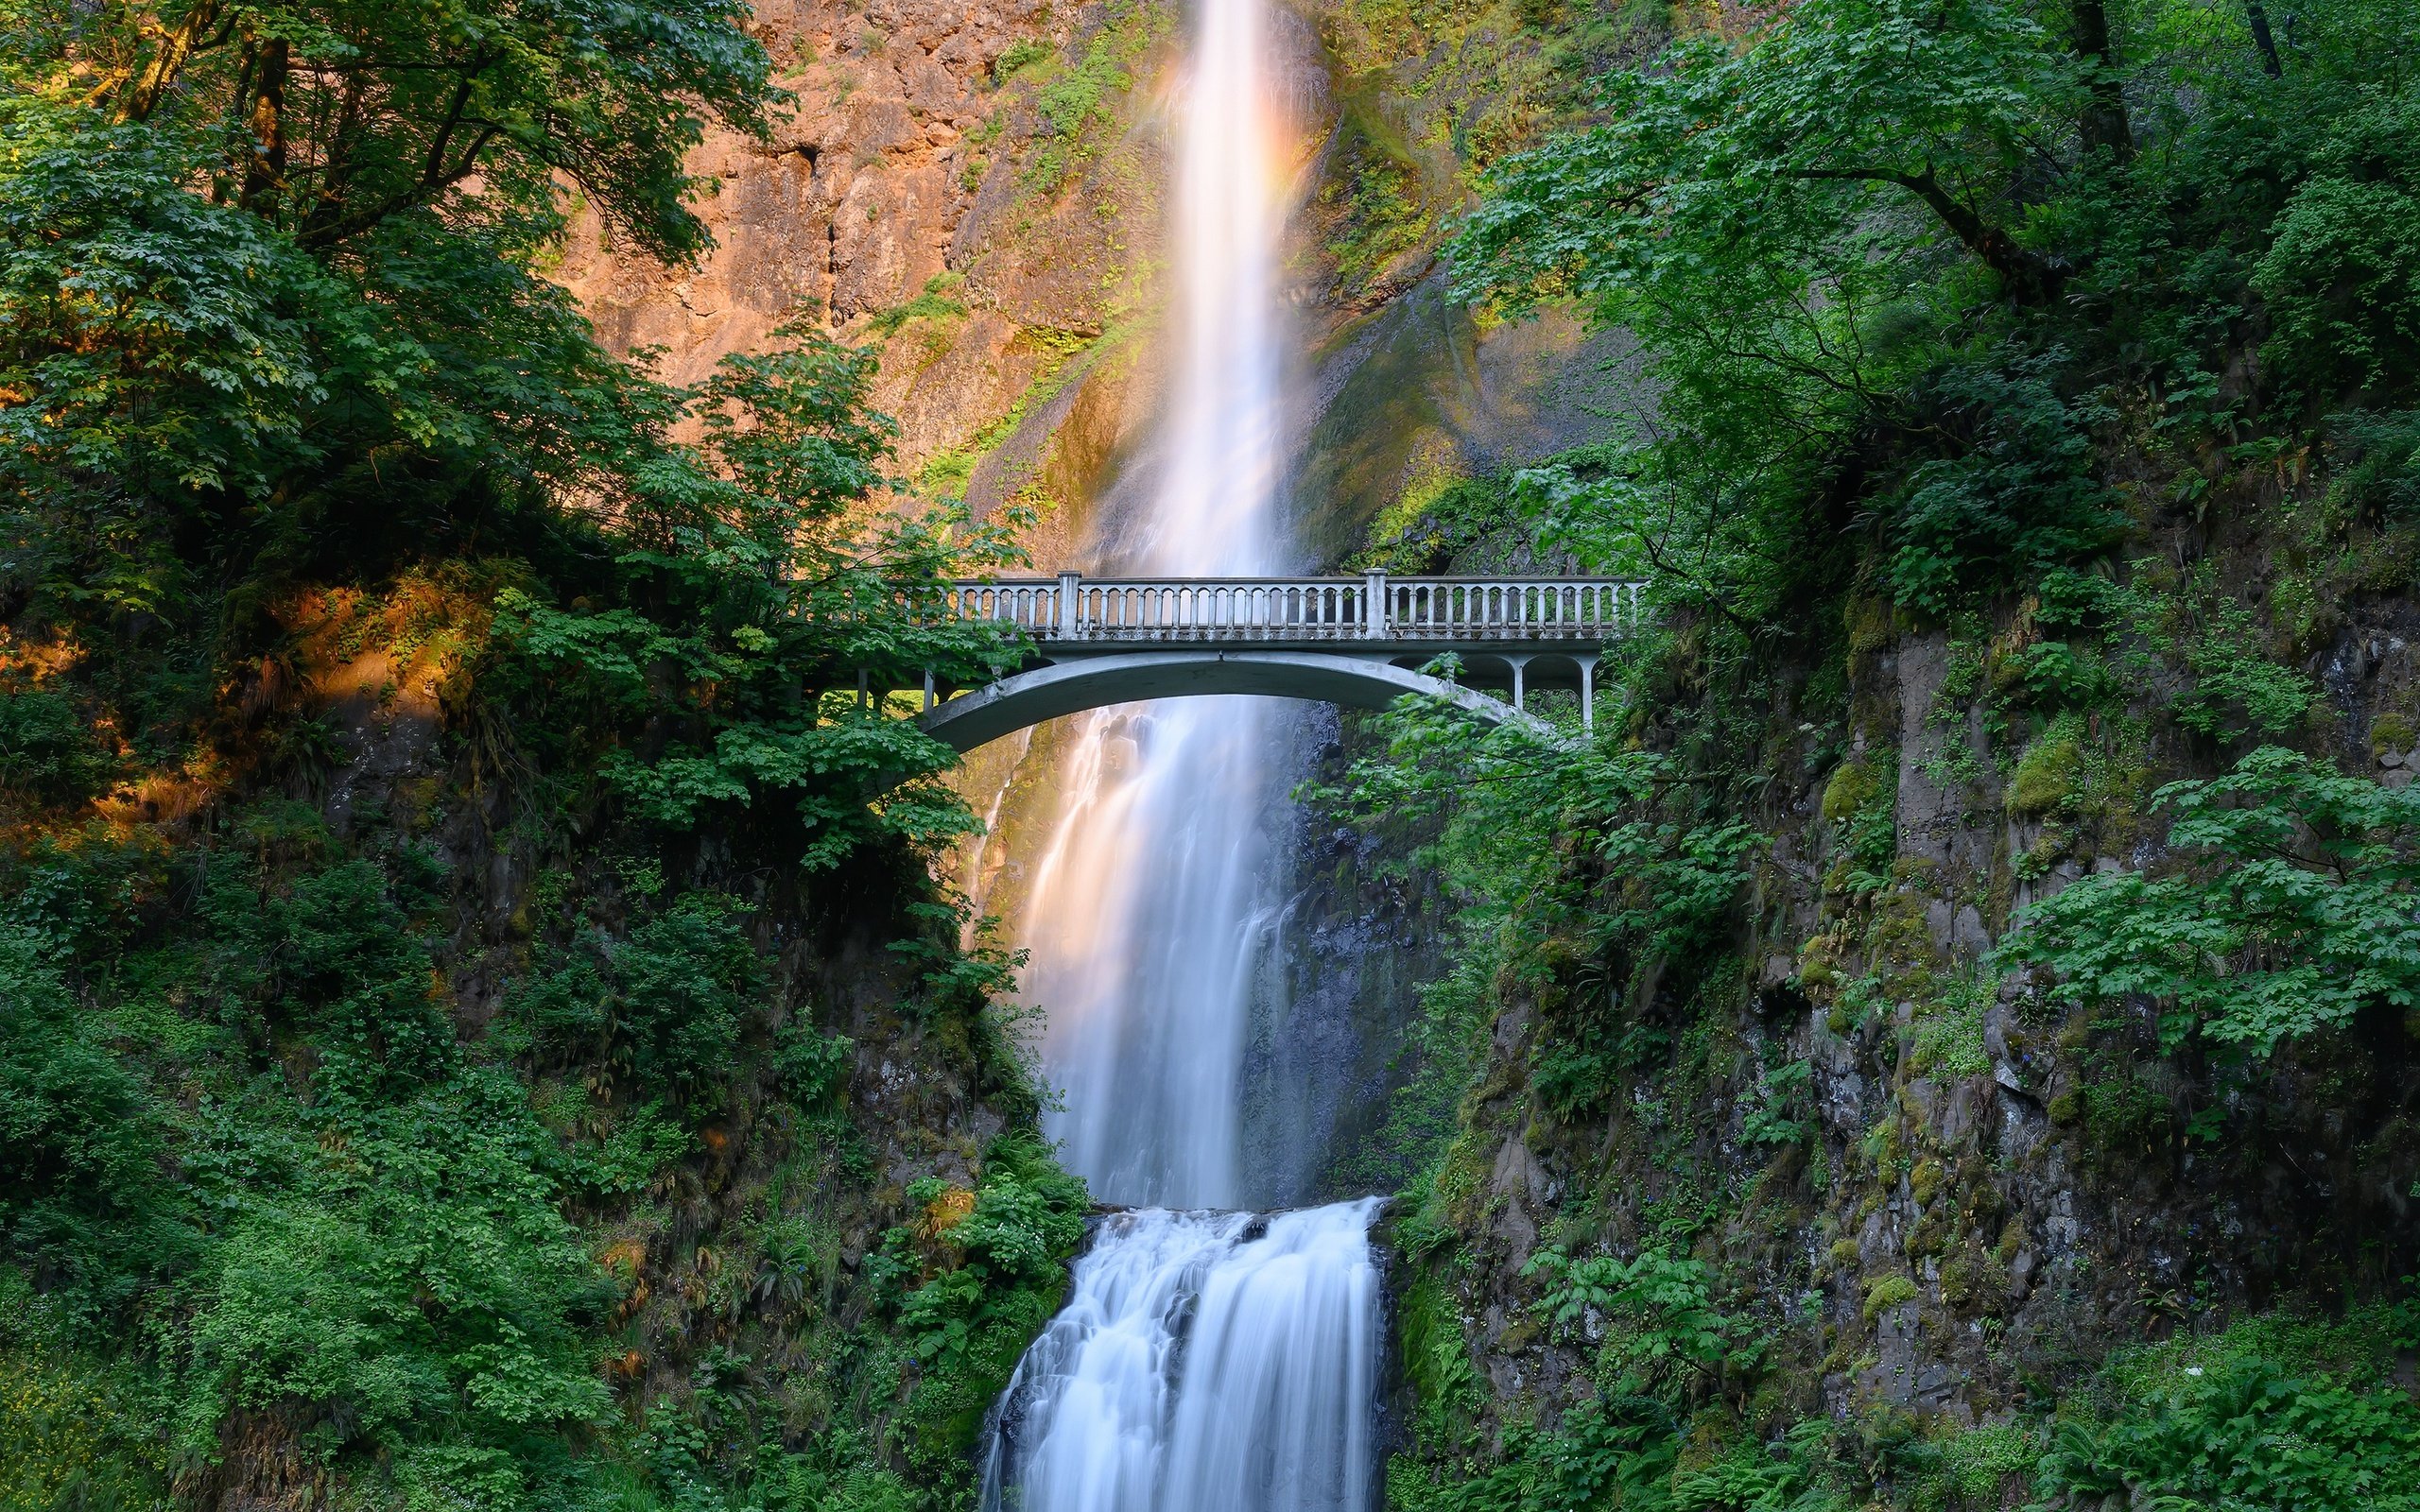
xmin=944 ymin=574 xmax=1648 ymax=643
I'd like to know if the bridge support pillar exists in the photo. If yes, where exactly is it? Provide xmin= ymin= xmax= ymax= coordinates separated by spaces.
xmin=922 ymin=668 xmax=935 ymax=713
xmin=1579 ymin=655 xmax=1598 ymax=732
xmin=1506 ymin=654 xmax=1531 ymax=712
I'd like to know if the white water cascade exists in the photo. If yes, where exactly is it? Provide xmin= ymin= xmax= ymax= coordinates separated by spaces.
xmin=978 ymin=1204 xmax=1383 ymax=1512
xmin=977 ymin=3 xmax=1384 ymax=1511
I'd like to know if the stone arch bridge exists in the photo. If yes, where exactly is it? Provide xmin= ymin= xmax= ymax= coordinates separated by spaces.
xmin=901 ymin=574 xmax=1648 ymax=752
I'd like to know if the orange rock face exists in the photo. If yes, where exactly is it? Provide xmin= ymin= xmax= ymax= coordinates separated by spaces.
xmin=558 ymin=0 xmax=1174 ymax=546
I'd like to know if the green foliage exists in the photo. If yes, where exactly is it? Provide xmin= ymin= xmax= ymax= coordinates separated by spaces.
xmin=0 ymin=826 xmax=683 ymax=1508
xmin=0 ymin=925 xmax=190 ymax=1323
xmin=1398 ymin=1270 xmax=1483 ymax=1448
xmin=1019 ymin=1 xmax=1161 ymax=196
xmin=2253 ymin=89 xmax=2420 ymax=398
xmin=869 ymin=274 xmax=970 ymax=338
xmin=0 ymin=0 xmax=1081 ymax=1503
xmin=992 ymin=39 xmax=1053 ymax=83
xmin=1740 ymin=1057 xmax=1814 ymax=1146
xmin=494 ymin=316 xmax=1032 ymax=868
xmin=1880 ymin=357 xmax=2125 ymax=616
xmin=2171 ymin=604 xmax=2318 ymax=742
xmin=1525 ymin=1246 xmax=1760 ymax=1398
xmin=773 ymin=1020 xmax=855 ymax=1108
xmin=1316 ymin=698 xmax=1754 ymax=985
xmin=0 ymin=1316 xmax=171 ymax=1510
xmin=519 ymin=894 xmax=763 ymax=1110
xmin=1444 ymin=0 xmax=2420 ymax=630
xmin=1389 ymin=1387 xmax=1690 ymax=1512
xmin=2327 ymin=408 xmax=2420 ymax=521
xmin=0 ymin=691 xmax=120 ymax=807
xmin=886 ymin=1134 xmax=1086 ymax=1481
xmin=2038 ymin=1319 xmax=2420 ymax=1512
xmin=1996 ymin=747 xmax=2420 ymax=1052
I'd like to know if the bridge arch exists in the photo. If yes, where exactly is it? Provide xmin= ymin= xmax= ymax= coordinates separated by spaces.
xmin=916 ymin=650 xmax=1547 ymax=752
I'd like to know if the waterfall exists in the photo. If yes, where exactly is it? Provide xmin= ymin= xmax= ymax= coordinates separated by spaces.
xmin=1018 ymin=0 xmax=1297 ymax=1210
xmin=978 ymin=1203 xmax=1382 ymax=1512
xmin=979 ymin=3 xmax=1382 ymax=1511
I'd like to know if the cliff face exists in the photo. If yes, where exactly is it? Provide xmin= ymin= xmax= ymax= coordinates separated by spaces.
xmin=1414 ymin=614 xmax=2419 ymax=1419
xmin=556 ymin=0 xmax=1172 ymax=570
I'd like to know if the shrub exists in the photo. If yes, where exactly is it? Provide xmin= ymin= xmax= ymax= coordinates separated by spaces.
xmin=1881 ymin=357 xmax=2125 ymax=615
xmin=1995 ymin=747 xmax=2420 ymax=1053
xmin=2041 ymin=1353 xmax=2420 ymax=1511
xmin=0 ymin=691 xmax=116 ymax=806
xmin=2255 ymin=89 xmax=2420 ymax=400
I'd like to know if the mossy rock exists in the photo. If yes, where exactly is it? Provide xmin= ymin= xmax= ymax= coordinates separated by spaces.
xmin=2006 ymin=734 xmax=2083 ymax=816
xmin=1862 ymin=1272 xmax=1920 ymax=1320
xmin=1939 ymin=1253 xmax=1977 ymax=1308
xmin=1909 ymin=1158 xmax=1946 ymax=1206
xmin=2372 ymin=711 xmax=2417 ymax=759
xmin=1844 ymin=595 xmax=1897 ymax=658
xmin=1822 ymin=756 xmax=1880 ymax=824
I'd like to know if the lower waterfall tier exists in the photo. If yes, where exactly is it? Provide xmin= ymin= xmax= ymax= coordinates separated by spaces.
xmin=979 ymin=1199 xmax=1383 ymax=1512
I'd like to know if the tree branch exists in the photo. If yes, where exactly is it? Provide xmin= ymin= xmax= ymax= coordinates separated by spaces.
xmin=295 ymin=58 xmax=503 ymax=250
xmin=115 ymin=0 xmax=230 ymax=122
xmin=1784 ymin=165 xmax=2065 ymax=303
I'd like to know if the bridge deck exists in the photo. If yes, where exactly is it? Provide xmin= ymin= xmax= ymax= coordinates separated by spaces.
xmin=946 ymin=573 xmax=1645 ymax=648
xmin=897 ymin=574 xmax=1648 ymax=744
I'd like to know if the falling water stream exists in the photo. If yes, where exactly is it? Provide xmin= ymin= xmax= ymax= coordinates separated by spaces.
xmin=977 ymin=1 xmax=1384 ymax=1508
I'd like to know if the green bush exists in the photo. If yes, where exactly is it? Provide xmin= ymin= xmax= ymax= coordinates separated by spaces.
xmin=2328 ymin=409 xmax=2420 ymax=521
xmin=2172 ymin=603 xmax=2317 ymax=743
xmin=889 ymin=1134 xmax=1087 ymax=1476
xmin=1882 ymin=358 xmax=2125 ymax=615
xmin=2040 ymin=1345 xmax=2420 ymax=1510
xmin=2254 ymin=89 xmax=2420 ymax=400
xmin=0 ymin=925 xmax=191 ymax=1323
xmin=1995 ymin=747 xmax=2420 ymax=1052
xmin=0 ymin=691 xmax=116 ymax=806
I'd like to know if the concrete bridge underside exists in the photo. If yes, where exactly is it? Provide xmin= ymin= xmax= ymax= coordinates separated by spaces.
xmin=916 ymin=649 xmax=1564 ymax=753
